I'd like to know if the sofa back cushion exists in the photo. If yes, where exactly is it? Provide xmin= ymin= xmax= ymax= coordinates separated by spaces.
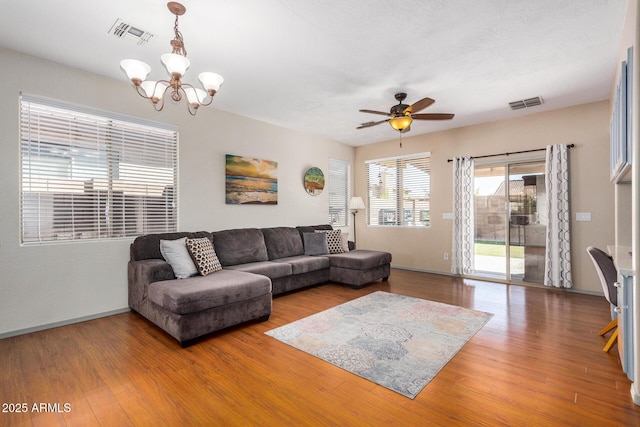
xmin=212 ymin=228 xmax=269 ymax=266
xmin=130 ymin=231 xmax=213 ymax=261
xmin=296 ymin=224 xmax=333 ymax=238
xmin=261 ymin=227 xmax=304 ymax=260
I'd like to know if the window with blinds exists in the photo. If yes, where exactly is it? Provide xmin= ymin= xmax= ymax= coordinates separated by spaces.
xmin=328 ymin=158 xmax=349 ymax=227
xmin=20 ymin=94 xmax=178 ymax=244
xmin=365 ymin=153 xmax=431 ymax=227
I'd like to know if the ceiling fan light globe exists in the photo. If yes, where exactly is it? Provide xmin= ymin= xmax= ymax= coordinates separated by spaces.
xmin=389 ymin=116 xmax=412 ymax=132
xmin=120 ymin=59 xmax=151 ymax=84
xmin=161 ymin=53 xmax=190 ymax=78
xmin=199 ymin=72 xmax=224 ymax=93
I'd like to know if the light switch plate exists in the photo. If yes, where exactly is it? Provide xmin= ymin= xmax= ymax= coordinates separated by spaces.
xmin=442 ymin=212 xmax=453 ymax=220
xmin=576 ymin=212 xmax=591 ymax=221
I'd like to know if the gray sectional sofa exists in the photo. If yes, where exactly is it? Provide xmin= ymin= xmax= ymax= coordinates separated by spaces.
xmin=128 ymin=225 xmax=391 ymax=346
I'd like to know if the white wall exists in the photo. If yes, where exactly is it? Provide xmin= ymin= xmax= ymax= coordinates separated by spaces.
xmin=0 ymin=48 xmax=353 ymax=336
xmin=354 ymin=101 xmax=615 ymax=295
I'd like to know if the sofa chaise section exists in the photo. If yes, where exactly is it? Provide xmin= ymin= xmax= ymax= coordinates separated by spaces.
xmin=146 ymin=270 xmax=271 ymax=346
xmin=128 ymin=231 xmax=272 ymax=346
xmin=328 ymin=250 xmax=392 ymax=289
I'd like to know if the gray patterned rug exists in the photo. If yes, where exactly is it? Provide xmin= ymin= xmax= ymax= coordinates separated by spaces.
xmin=265 ymin=291 xmax=493 ymax=399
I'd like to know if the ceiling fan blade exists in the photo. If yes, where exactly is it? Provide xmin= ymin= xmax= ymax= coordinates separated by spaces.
xmin=405 ymin=97 xmax=435 ymax=114
xmin=359 ymin=109 xmax=392 ymax=117
xmin=411 ymin=113 xmax=455 ymax=120
xmin=357 ymin=119 xmax=389 ymax=129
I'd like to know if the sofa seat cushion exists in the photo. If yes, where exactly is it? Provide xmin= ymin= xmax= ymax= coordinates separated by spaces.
xmin=327 ymin=250 xmax=392 ymax=270
xmin=225 ymin=261 xmax=292 ymax=279
xmin=273 ymin=255 xmax=330 ymax=275
xmin=148 ymin=269 xmax=271 ymax=315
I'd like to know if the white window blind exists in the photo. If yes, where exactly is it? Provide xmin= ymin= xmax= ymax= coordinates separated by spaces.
xmin=366 ymin=153 xmax=431 ymax=227
xmin=20 ymin=94 xmax=178 ymax=244
xmin=328 ymin=158 xmax=349 ymax=227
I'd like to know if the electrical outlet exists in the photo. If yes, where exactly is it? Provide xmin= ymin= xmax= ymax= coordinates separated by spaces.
xmin=576 ymin=212 xmax=592 ymax=221
xmin=444 ymin=252 xmax=449 ymax=260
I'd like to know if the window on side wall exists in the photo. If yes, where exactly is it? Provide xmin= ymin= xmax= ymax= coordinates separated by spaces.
xmin=365 ymin=152 xmax=431 ymax=227
xmin=19 ymin=94 xmax=178 ymax=244
xmin=328 ymin=158 xmax=349 ymax=227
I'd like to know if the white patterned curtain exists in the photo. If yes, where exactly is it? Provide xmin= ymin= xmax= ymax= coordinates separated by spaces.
xmin=451 ymin=157 xmax=475 ymax=275
xmin=544 ymin=144 xmax=572 ymax=288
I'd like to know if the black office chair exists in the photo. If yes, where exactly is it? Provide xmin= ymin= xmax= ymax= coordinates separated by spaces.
xmin=586 ymin=246 xmax=619 ymax=352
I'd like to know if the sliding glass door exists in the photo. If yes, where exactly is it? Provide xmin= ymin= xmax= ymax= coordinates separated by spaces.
xmin=473 ymin=161 xmax=546 ymax=284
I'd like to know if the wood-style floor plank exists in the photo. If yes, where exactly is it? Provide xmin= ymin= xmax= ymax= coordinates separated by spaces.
xmin=1 ymin=269 xmax=639 ymax=426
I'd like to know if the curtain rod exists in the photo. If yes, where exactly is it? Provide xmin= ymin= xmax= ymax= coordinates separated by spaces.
xmin=446 ymin=144 xmax=575 ymax=162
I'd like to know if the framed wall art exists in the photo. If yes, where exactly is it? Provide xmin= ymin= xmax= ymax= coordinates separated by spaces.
xmin=225 ymin=154 xmax=278 ymax=204
xmin=303 ymin=167 xmax=324 ymax=196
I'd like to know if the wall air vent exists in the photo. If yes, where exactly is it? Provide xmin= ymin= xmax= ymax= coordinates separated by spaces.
xmin=509 ymin=96 xmax=543 ymax=110
xmin=109 ymin=19 xmax=154 ymax=45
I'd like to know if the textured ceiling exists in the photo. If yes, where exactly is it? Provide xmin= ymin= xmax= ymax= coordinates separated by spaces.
xmin=0 ymin=0 xmax=628 ymax=146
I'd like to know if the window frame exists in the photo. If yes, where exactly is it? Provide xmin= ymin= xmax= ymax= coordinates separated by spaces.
xmin=328 ymin=158 xmax=350 ymax=227
xmin=19 ymin=93 xmax=179 ymax=244
xmin=365 ymin=152 xmax=431 ymax=228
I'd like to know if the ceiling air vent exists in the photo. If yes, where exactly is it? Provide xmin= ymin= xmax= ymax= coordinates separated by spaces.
xmin=109 ymin=19 xmax=154 ymax=45
xmin=509 ymin=96 xmax=543 ymax=110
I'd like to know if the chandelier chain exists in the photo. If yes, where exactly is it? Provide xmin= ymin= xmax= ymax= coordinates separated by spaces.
xmin=173 ymin=14 xmax=187 ymax=57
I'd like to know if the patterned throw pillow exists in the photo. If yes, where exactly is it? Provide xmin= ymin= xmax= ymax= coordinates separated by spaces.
xmin=315 ymin=229 xmax=344 ymax=254
xmin=185 ymin=237 xmax=222 ymax=276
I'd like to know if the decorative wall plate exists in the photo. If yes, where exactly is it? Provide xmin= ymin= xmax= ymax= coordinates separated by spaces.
xmin=304 ymin=167 xmax=325 ymax=195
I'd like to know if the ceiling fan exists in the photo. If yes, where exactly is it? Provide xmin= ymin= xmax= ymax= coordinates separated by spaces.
xmin=357 ymin=92 xmax=454 ymax=133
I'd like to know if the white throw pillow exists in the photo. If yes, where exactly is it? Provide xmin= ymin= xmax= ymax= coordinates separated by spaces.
xmin=160 ymin=237 xmax=198 ymax=279
xmin=340 ymin=232 xmax=350 ymax=252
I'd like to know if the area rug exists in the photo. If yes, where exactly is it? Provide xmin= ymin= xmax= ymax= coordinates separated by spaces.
xmin=265 ymin=291 xmax=493 ymax=399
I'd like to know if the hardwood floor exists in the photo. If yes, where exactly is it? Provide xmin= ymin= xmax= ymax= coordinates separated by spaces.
xmin=1 ymin=269 xmax=639 ymax=426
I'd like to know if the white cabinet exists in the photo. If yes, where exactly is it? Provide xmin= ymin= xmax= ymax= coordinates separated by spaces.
xmin=611 ymin=46 xmax=634 ymax=183
xmin=617 ymin=274 xmax=635 ymax=380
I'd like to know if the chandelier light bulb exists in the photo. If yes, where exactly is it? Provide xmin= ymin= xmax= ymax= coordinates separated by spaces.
xmin=141 ymin=81 xmax=169 ymax=102
xmin=184 ymin=87 xmax=208 ymax=108
xmin=199 ymin=72 xmax=224 ymax=94
xmin=120 ymin=59 xmax=151 ymax=85
xmin=160 ymin=53 xmax=191 ymax=79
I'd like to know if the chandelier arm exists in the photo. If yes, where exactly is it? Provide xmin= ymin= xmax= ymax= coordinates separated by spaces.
xmin=152 ymin=96 xmax=166 ymax=112
xmin=134 ymin=85 xmax=149 ymax=100
xmin=185 ymin=96 xmax=197 ymax=116
xmin=173 ymin=14 xmax=186 ymax=56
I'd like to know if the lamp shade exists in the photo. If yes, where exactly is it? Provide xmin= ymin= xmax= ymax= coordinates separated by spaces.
xmin=161 ymin=53 xmax=191 ymax=77
xmin=120 ymin=59 xmax=151 ymax=84
xmin=349 ymin=196 xmax=365 ymax=210
xmin=389 ymin=116 xmax=413 ymax=132
xmin=184 ymin=87 xmax=208 ymax=106
xmin=199 ymin=72 xmax=224 ymax=93
xmin=141 ymin=81 xmax=168 ymax=101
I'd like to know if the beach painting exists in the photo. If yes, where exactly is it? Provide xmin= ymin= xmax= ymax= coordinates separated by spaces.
xmin=225 ymin=154 xmax=278 ymax=204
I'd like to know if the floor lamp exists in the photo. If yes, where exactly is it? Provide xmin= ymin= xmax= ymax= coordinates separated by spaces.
xmin=349 ymin=196 xmax=365 ymax=246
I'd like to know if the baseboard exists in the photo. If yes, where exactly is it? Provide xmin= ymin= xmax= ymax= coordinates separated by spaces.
xmin=0 ymin=307 xmax=131 ymax=340
xmin=391 ymin=264 xmax=456 ymax=276
xmin=632 ymin=383 xmax=640 ymax=406
xmin=390 ymin=266 xmax=602 ymax=296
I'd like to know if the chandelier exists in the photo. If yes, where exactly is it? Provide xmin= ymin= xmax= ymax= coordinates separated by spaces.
xmin=120 ymin=2 xmax=224 ymax=115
